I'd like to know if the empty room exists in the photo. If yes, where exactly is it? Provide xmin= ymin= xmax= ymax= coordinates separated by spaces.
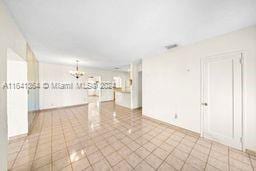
xmin=0 ymin=0 xmax=256 ymax=170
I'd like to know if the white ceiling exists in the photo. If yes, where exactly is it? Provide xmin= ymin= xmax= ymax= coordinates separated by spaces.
xmin=4 ymin=0 xmax=256 ymax=68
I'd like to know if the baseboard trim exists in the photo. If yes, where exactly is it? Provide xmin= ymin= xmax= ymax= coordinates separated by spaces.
xmin=142 ymin=115 xmax=200 ymax=138
xmin=38 ymin=103 xmax=88 ymax=112
xmin=9 ymin=133 xmax=27 ymax=143
xmin=101 ymin=100 xmax=114 ymax=103
xmin=132 ymin=107 xmax=142 ymax=110
xmin=246 ymin=149 xmax=256 ymax=157
xmin=28 ymin=109 xmax=40 ymax=113
xmin=38 ymin=100 xmax=116 ymax=112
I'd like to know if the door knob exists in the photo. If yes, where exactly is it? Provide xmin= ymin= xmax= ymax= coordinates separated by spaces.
xmin=201 ymin=102 xmax=208 ymax=106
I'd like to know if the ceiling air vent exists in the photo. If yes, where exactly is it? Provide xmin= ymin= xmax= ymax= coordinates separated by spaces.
xmin=165 ymin=44 xmax=178 ymax=50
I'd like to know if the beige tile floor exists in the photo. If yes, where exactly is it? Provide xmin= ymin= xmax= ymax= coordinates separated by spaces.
xmin=8 ymin=100 xmax=256 ymax=171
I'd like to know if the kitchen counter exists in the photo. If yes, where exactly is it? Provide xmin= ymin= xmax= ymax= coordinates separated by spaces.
xmin=114 ymin=90 xmax=131 ymax=108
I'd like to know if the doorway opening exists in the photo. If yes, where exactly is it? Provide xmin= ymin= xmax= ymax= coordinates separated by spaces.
xmin=87 ymin=76 xmax=101 ymax=103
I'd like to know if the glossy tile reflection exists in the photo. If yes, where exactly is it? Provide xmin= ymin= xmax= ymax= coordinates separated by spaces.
xmin=8 ymin=100 xmax=255 ymax=171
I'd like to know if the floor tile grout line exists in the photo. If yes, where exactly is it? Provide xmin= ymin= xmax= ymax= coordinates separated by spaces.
xmin=161 ymin=135 xmax=188 ymax=170
xmin=204 ymin=140 xmax=213 ymax=170
xmin=110 ymin=116 xmax=172 ymax=169
xmin=118 ymin=123 xmax=180 ymax=169
xmin=50 ymin=111 xmax=53 ymax=171
xmin=71 ymin=106 xmax=143 ymax=169
xmin=70 ymin=107 xmax=135 ymax=169
xmin=73 ymin=106 xmax=146 ymax=169
xmin=65 ymin=108 xmax=81 ymax=170
xmin=67 ymin=108 xmax=93 ymax=170
xmin=31 ymin=113 xmax=53 ymax=170
xmin=117 ymin=113 xmax=185 ymax=169
xmin=30 ymin=112 xmax=46 ymax=170
xmin=71 ymin=107 xmax=247 ymax=171
xmin=69 ymin=107 xmax=106 ymax=169
xmin=12 ymin=109 xmax=180 ymax=171
xmin=180 ymin=136 xmax=200 ymax=170
xmin=228 ymin=147 xmax=255 ymax=170
xmin=8 ymin=101 xmax=254 ymax=171
xmin=159 ymin=128 xmax=201 ymax=169
xmin=153 ymin=132 xmax=182 ymax=170
xmin=228 ymin=147 xmax=231 ymax=171
xmin=9 ymin=134 xmax=28 ymax=170
xmin=34 ymin=112 xmax=53 ymax=170
xmin=12 ymin=115 xmax=42 ymax=170
xmin=9 ymin=116 xmax=45 ymax=170
xmin=59 ymin=109 xmax=74 ymax=171
xmin=249 ymin=155 xmax=255 ymax=170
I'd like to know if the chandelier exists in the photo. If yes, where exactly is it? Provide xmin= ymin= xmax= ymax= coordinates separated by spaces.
xmin=69 ymin=60 xmax=85 ymax=79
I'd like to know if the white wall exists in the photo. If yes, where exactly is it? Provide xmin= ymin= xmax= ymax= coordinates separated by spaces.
xmin=130 ymin=62 xmax=142 ymax=109
xmin=39 ymin=62 xmax=129 ymax=109
xmin=7 ymin=58 xmax=28 ymax=138
xmin=0 ymin=1 xmax=27 ymax=170
xmin=138 ymin=71 xmax=142 ymax=107
xmin=143 ymin=26 xmax=256 ymax=152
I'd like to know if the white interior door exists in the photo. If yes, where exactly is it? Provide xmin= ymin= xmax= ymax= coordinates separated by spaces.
xmin=202 ymin=52 xmax=243 ymax=149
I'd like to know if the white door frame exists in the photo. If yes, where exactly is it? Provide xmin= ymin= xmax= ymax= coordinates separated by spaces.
xmin=200 ymin=51 xmax=244 ymax=150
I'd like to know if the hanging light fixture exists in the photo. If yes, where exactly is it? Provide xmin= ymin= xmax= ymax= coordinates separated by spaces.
xmin=69 ymin=60 xmax=85 ymax=79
